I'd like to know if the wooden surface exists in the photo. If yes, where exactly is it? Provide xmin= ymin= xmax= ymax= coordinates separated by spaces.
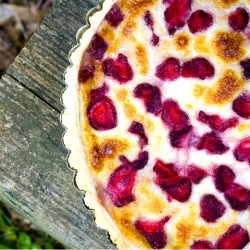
xmin=0 ymin=0 xmax=115 ymax=248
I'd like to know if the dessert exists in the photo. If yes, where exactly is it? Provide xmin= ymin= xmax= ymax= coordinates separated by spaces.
xmin=62 ymin=0 xmax=250 ymax=248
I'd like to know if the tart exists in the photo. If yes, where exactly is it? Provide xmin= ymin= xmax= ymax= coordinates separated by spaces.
xmin=62 ymin=0 xmax=250 ymax=248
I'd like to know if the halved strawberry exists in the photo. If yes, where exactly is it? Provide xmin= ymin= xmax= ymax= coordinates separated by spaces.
xmin=153 ymin=160 xmax=178 ymax=179
xmin=181 ymin=58 xmax=215 ymax=80
xmin=105 ymin=3 xmax=124 ymax=28
xmin=161 ymin=99 xmax=189 ymax=130
xmin=187 ymin=10 xmax=213 ymax=34
xmin=216 ymin=224 xmax=249 ymax=249
xmin=134 ymin=83 xmax=162 ymax=116
xmin=185 ymin=165 xmax=207 ymax=184
xmin=232 ymin=92 xmax=250 ymax=118
xmin=233 ymin=137 xmax=250 ymax=163
xmin=213 ymin=165 xmax=235 ymax=192
xmin=200 ymin=194 xmax=226 ymax=223
xmin=197 ymin=132 xmax=229 ymax=155
xmin=134 ymin=216 xmax=170 ymax=249
xmin=164 ymin=0 xmax=191 ymax=34
xmin=228 ymin=7 xmax=249 ymax=31
xmin=160 ymin=176 xmax=192 ymax=202
xmin=107 ymin=152 xmax=148 ymax=207
xmin=224 ymin=183 xmax=250 ymax=211
xmin=103 ymin=53 xmax=134 ymax=83
xmin=156 ymin=58 xmax=181 ymax=81
xmin=88 ymin=34 xmax=108 ymax=60
xmin=191 ymin=240 xmax=214 ymax=249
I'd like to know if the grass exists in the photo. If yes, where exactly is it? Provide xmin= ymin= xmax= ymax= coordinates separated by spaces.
xmin=0 ymin=204 xmax=65 ymax=249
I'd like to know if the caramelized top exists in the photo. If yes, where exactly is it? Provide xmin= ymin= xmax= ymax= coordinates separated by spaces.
xmin=213 ymin=31 xmax=246 ymax=63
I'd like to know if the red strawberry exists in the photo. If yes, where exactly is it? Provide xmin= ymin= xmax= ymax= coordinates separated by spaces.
xmin=198 ymin=111 xmax=238 ymax=132
xmin=144 ymin=11 xmax=154 ymax=28
xmin=128 ymin=121 xmax=148 ymax=149
xmin=233 ymin=92 xmax=250 ymax=118
xmin=216 ymin=224 xmax=249 ymax=249
xmin=153 ymin=160 xmax=178 ymax=179
xmin=105 ymin=3 xmax=124 ymax=28
xmin=181 ymin=58 xmax=215 ymax=80
xmin=224 ymin=183 xmax=250 ymax=211
xmin=87 ymin=85 xmax=117 ymax=131
xmin=87 ymin=34 xmax=108 ymax=60
xmin=107 ymin=164 xmax=136 ymax=207
xmin=228 ymin=7 xmax=249 ymax=31
xmin=185 ymin=165 xmax=207 ymax=184
xmin=89 ymin=83 xmax=109 ymax=102
xmin=132 ymin=151 xmax=149 ymax=170
xmin=160 ymin=176 xmax=192 ymax=202
xmin=156 ymin=58 xmax=181 ymax=81
xmin=197 ymin=132 xmax=229 ymax=155
xmin=107 ymin=152 xmax=148 ymax=207
xmin=214 ymin=165 xmax=235 ymax=192
xmin=134 ymin=216 xmax=170 ymax=249
xmin=164 ymin=0 xmax=191 ymax=35
xmin=78 ymin=64 xmax=95 ymax=83
xmin=187 ymin=10 xmax=213 ymax=34
xmin=240 ymin=59 xmax=250 ymax=80
xmin=161 ymin=99 xmax=189 ymax=130
xmin=200 ymin=194 xmax=226 ymax=223
xmin=134 ymin=83 xmax=162 ymax=116
xmin=87 ymin=97 xmax=117 ymax=131
xmin=151 ymin=34 xmax=160 ymax=46
xmin=233 ymin=137 xmax=250 ymax=163
xmin=191 ymin=240 xmax=214 ymax=249
xmin=103 ymin=53 xmax=133 ymax=83
xmin=169 ymin=125 xmax=193 ymax=148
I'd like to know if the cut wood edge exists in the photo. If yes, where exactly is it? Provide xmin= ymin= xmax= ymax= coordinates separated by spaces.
xmin=61 ymin=1 xmax=136 ymax=249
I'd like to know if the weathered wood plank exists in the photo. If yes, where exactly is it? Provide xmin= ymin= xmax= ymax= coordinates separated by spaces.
xmin=6 ymin=0 xmax=97 ymax=112
xmin=0 ymin=74 xmax=115 ymax=249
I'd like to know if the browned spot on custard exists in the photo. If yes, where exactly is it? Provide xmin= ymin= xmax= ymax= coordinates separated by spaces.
xmin=237 ymin=123 xmax=250 ymax=132
xmin=122 ymin=22 xmax=134 ymax=36
xmin=107 ymin=19 xmax=137 ymax=54
xmin=79 ymin=86 xmax=91 ymax=107
xmin=174 ymin=33 xmax=190 ymax=50
xmin=111 ymin=206 xmax=152 ymax=249
xmin=213 ymin=31 xmax=245 ymax=62
xmin=135 ymin=44 xmax=149 ymax=75
xmin=99 ymin=23 xmax=115 ymax=43
xmin=159 ymin=40 xmax=171 ymax=55
xmin=90 ymin=139 xmax=128 ymax=172
xmin=124 ymin=103 xmax=137 ymax=119
xmin=176 ymin=221 xmax=193 ymax=246
xmin=93 ymin=61 xmax=104 ymax=82
xmin=174 ymin=204 xmax=208 ymax=248
xmin=116 ymin=88 xmax=128 ymax=102
xmin=194 ymin=35 xmax=209 ymax=54
xmin=121 ymin=0 xmax=157 ymax=15
xmin=121 ymin=18 xmax=138 ymax=39
xmin=213 ymin=0 xmax=239 ymax=8
xmin=135 ymin=178 xmax=167 ymax=214
xmin=205 ymin=70 xmax=244 ymax=105
xmin=124 ymin=103 xmax=154 ymax=131
xmin=193 ymin=84 xmax=206 ymax=98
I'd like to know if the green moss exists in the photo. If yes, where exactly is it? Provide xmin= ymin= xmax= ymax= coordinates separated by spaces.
xmin=0 ymin=207 xmax=64 ymax=249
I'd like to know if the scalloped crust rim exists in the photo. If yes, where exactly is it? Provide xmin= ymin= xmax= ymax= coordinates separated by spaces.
xmin=61 ymin=0 xmax=138 ymax=249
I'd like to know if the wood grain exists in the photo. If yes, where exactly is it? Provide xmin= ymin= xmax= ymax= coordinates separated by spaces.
xmin=0 ymin=0 xmax=115 ymax=248
xmin=6 ymin=0 xmax=97 ymax=112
